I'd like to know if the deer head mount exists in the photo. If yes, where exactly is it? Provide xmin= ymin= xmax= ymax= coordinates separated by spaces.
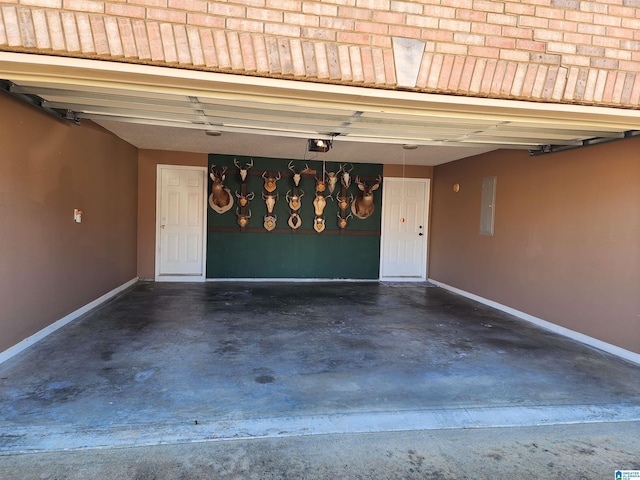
xmin=286 ymin=190 xmax=304 ymax=211
xmin=209 ymin=165 xmax=234 ymax=214
xmin=314 ymin=172 xmax=327 ymax=193
xmin=336 ymin=193 xmax=353 ymax=213
xmin=288 ymin=161 xmax=302 ymax=187
xmin=264 ymin=214 xmax=277 ymax=231
xmin=313 ymin=193 xmax=328 ymax=217
xmin=235 ymin=191 xmax=255 ymax=208
xmin=288 ymin=212 xmax=302 ymax=229
xmin=337 ymin=212 xmax=353 ymax=230
xmin=262 ymin=171 xmax=281 ymax=193
xmin=236 ymin=208 xmax=251 ymax=228
xmin=262 ymin=192 xmax=278 ymax=214
xmin=325 ymin=170 xmax=339 ymax=194
xmin=313 ymin=216 xmax=326 ymax=233
xmin=351 ymin=175 xmax=382 ymax=219
xmin=339 ymin=163 xmax=353 ymax=189
xmin=234 ymin=158 xmax=253 ymax=183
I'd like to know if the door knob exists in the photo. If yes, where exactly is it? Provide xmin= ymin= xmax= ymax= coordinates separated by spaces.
xmin=161 ymin=225 xmax=166 ymax=229
xmin=418 ymin=233 xmax=423 ymax=236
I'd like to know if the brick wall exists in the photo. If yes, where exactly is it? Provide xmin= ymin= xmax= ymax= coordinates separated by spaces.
xmin=1 ymin=0 xmax=640 ymax=107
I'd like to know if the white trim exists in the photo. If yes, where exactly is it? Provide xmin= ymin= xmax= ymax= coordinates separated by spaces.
xmin=380 ymin=177 xmax=430 ymax=281
xmin=207 ymin=278 xmax=379 ymax=283
xmin=155 ymin=165 xmax=207 ymax=282
xmin=0 ymin=277 xmax=138 ymax=365
xmin=2 ymin=52 xmax=640 ymax=125
xmin=428 ymin=279 xmax=640 ymax=366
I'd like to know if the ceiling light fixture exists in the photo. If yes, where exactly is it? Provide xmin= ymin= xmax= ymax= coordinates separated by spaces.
xmin=402 ymin=144 xmax=418 ymax=150
xmin=308 ymin=138 xmax=332 ymax=152
xmin=205 ymin=130 xmax=222 ymax=136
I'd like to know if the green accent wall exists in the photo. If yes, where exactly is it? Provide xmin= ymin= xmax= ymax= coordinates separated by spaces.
xmin=207 ymin=154 xmax=383 ymax=279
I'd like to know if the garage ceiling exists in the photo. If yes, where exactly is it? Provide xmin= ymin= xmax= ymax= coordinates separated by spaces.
xmin=2 ymin=53 xmax=639 ymax=166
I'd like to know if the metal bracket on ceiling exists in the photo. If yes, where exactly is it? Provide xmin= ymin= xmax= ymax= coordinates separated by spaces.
xmin=0 ymin=79 xmax=80 ymax=125
xmin=529 ymin=130 xmax=640 ymax=156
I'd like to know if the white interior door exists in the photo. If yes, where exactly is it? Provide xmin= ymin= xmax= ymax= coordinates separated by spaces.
xmin=156 ymin=165 xmax=207 ymax=281
xmin=380 ymin=178 xmax=430 ymax=280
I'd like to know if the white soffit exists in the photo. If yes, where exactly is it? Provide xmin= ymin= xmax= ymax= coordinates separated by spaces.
xmin=1 ymin=52 xmax=639 ymax=165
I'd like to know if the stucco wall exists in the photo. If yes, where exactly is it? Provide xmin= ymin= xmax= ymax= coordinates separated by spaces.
xmin=0 ymin=92 xmax=138 ymax=353
xmin=429 ymin=139 xmax=640 ymax=353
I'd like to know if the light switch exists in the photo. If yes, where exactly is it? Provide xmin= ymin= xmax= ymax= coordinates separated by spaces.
xmin=74 ymin=209 xmax=83 ymax=223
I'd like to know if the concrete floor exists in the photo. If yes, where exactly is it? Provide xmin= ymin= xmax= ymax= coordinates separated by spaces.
xmin=1 ymin=281 xmax=639 ymax=476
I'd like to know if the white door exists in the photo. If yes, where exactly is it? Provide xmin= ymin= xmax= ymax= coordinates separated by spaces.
xmin=380 ymin=178 xmax=430 ymax=280
xmin=156 ymin=165 xmax=207 ymax=281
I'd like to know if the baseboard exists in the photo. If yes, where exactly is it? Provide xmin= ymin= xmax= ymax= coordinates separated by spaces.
xmin=206 ymin=278 xmax=379 ymax=282
xmin=155 ymin=275 xmax=205 ymax=282
xmin=428 ymin=279 xmax=640 ymax=366
xmin=0 ymin=277 xmax=139 ymax=365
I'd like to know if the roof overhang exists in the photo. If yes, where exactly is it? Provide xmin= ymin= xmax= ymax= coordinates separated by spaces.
xmin=2 ymin=52 xmax=639 ymax=165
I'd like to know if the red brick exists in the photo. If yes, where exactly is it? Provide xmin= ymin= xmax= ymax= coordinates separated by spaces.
xmin=208 ymin=3 xmax=246 ymax=17
xmin=471 ymin=22 xmax=501 ymax=35
xmin=303 ymin=2 xmax=337 ymax=16
xmin=371 ymin=34 xmax=391 ymax=48
xmin=128 ymin=0 xmax=167 ymax=8
xmin=301 ymin=27 xmax=336 ymax=42
xmin=146 ymin=21 xmax=165 ymax=61
xmin=439 ymin=18 xmax=471 ymax=32
xmin=577 ymin=23 xmax=606 ymax=35
xmin=487 ymin=36 xmax=515 ymax=49
xmin=593 ymin=13 xmax=622 ymax=27
xmin=279 ymin=38 xmax=294 ymax=75
xmin=238 ymin=33 xmax=255 ymax=71
xmin=427 ymin=53 xmax=443 ymax=88
xmin=620 ymin=72 xmax=635 ymax=104
xmin=389 ymin=24 xmax=422 ymax=38
xmin=480 ymin=58 xmax=497 ymax=94
xmin=355 ymin=21 xmax=389 ymax=35
xmin=447 ymin=55 xmax=465 ymax=90
xmin=266 ymin=22 xmax=300 ymax=36
xmin=338 ymin=44 xmax=352 ymax=81
xmin=19 ymin=0 xmax=61 ymax=8
xmin=360 ymin=46 xmax=376 ymax=83
xmin=516 ymin=39 xmax=545 ymax=51
xmin=534 ymin=6 xmax=565 ymax=19
xmin=226 ymin=18 xmax=264 ymax=33
xmin=580 ymin=2 xmax=608 ymax=14
xmin=337 ymin=6 xmax=372 ymax=20
xmin=519 ymin=64 xmax=537 ymax=97
xmin=421 ymin=29 xmax=454 ymax=43
xmin=530 ymin=64 xmax=547 ymax=97
xmin=500 ymin=49 xmax=529 ymax=62
xmin=63 ymin=0 xmax=103 ymax=13
xmin=436 ymin=42 xmax=467 ymax=55
xmin=227 ymin=32 xmax=244 ymax=71
xmin=504 ymin=2 xmax=535 ymax=15
xmin=390 ymin=0 xmax=422 ymax=14
xmin=187 ymin=13 xmax=224 ymax=28
xmin=509 ymin=62 xmax=528 ymax=96
xmin=285 ymin=12 xmax=319 ymax=27
xmin=458 ymin=56 xmax=476 ymax=91
xmin=423 ymin=5 xmax=455 ymax=19
xmin=147 ymin=8 xmax=186 ymax=24
xmin=629 ymin=75 xmax=640 ymax=106
xmin=118 ymin=17 xmax=138 ymax=58
xmin=187 ymin=26 xmax=204 ymax=65
xmin=415 ymin=51 xmax=433 ymax=88
xmin=232 ymin=0 xmax=266 ymax=6
xmin=266 ymin=0 xmax=301 ymax=11
xmin=490 ymin=59 xmax=507 ymax=95
xmin=517 ymin=15 xmax=549 ymax=29
xmin=350 ymin=45 xmax=364 ymax=82
xmin=31 ymin=9 xmax=50 ymax=49
xmin=356 ymin=0 xmax=390 ymax=9
xmin=132 ymin=19 xmax=151 ymax=59
xmin=105 ymin=4 xmax=146 ymax=19
xmin=486 ymin=12 xmax=517 ymax=26
xmin=319 ymin=17 xmax=354 ymax=30
xmin=213 ymin=30 xmax=231 ymax=68
xmin=337 ymin=31 xmax=370 ymax=45
xmin=406 ymin=14 xmax=439 ymax=29
xmin=455 ymin=9 xmax=487 ymax=22
xmin=468 ymin=45 xmax=500 ymax=58
xmin=168 ymin=0 xmax=207 ymax=12
xmin=326 ymin=42 xmax=341 ymax=79
xmin=383 ymin=48 xmax=395 ymax=84
xmin=453 ymin=32 xmax=485 ymax=46
xmin=265 ymin=36 xmax=281 ymax=73
xmin=372 ymin=10 xmax=405 ymax=24
xmin=249 ymin=7 xmax=284 ymax=22
xmin=541 ymin=65 xmax=558 ymax=99
xmin=252 ymin=34 xmax=269 ymax=73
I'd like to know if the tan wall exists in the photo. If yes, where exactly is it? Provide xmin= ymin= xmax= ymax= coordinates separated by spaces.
xmin=383 ymin=164 xmax=433 ymax=179
xmin=137 ymin=150 xmax=207 ymax=279
xmin=0 ymin=93 xmax=138 ymax=352
xmin=429 ymin=140 xmax=640 ymax=353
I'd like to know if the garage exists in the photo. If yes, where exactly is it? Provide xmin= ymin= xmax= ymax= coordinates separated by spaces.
xmin=1 ymin=1 xmax=640 ymax=475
